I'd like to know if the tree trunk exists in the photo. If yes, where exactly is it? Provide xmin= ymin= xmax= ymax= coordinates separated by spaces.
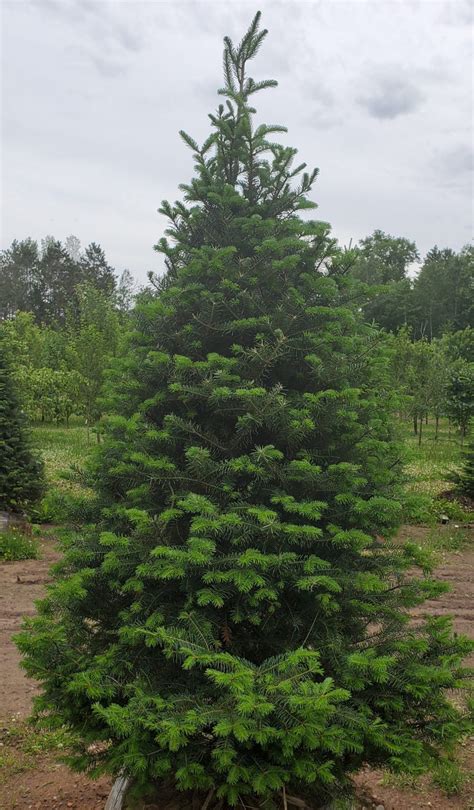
xmin=435 ymin=415 xmax=439 ymax=440
xmin=418 ymin=417 xmax=423 ymax=446
xmin=413 ymin=415 xmax=418 ymax=435
xmin=105 ymin=775 xmax=131 ymax=810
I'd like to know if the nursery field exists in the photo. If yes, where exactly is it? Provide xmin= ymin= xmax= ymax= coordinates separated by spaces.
xmin=0 ymin=420 xmax=472 ymax=809
xmin=400 ymin=419 xmax=466 ymax=495
xmin=31 ymin=416 xmax=469 ymax=502
xmin=2 ymin=5 xmax=473 ymax=806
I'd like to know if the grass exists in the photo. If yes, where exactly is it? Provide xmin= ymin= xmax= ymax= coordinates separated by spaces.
xmin=425 ymin=526 xmax=470 ymax=554
xmin=398 ymin=417 xmax=474 ymax=524
xmin=399 ymin=417 xmax=466 ymax=498
xmin=0 ymin=719 xmax=73 ymax=784
xmin=31 ymin=421 xmax=92 ymax=491
xmin=380 ymin=755 xmax=470 ymax=798
xmin=432 ymin=758 xmax=468 ymax=796
xmin=30 ymin=421 xmax=95 ymax=521
xmin=0 ymin=528 xmax=39 ymax=561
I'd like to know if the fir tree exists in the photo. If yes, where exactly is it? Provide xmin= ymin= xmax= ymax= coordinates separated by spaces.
xmin=0 ymin=238 xmax=39 ymax=320
xmin=452 ymin=438 xmax=474 ymax=499
xmin=80 ymin=242 xmax=117 ymax=298
xmin=0 ymin=346 xmax=44 ymax=512
xmin=18 ymin=14 xmax=472 ymax=808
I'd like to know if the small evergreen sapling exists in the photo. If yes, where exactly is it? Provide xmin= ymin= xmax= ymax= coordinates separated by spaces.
xmin=0 ymin=346 xmax=44 ymax=512
xmin=18 ymin=14 xmax=472 ymax=809
xmin=452 ymin=438 xmax=474 ymax=499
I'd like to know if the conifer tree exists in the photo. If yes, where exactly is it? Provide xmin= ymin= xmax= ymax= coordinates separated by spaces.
xmin=0 ymin=346 xmax=44 ymax=512
xmin=452 ymin=438 xmax=474 ymax=499
xmin=18 ymin=14 xmax=472 ymax=808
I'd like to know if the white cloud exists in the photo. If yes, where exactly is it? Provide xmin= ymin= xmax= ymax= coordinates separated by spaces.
xmin=1 ymin=0 xmax=472 ymax=279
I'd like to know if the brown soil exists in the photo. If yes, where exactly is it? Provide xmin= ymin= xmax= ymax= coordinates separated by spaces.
xmin=0 ymin=529 xmax=472 ymax=810
xmin=0 ymin=536 xmax=59 ymax=720
xmin=0 ymin=536 xmax=111 ymax=809
xmin=0 ymin=761 xmax=111 ymax=810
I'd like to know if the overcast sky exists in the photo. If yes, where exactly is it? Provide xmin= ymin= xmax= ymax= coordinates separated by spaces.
xmin=2 ymin=0 xmax=473 ymax=282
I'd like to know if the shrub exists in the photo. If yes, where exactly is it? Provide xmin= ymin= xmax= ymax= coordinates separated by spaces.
xmin=452 ymin=438 xmax=474 ymax=500
xmin=33 ymin=489 xmax=97 ymax=525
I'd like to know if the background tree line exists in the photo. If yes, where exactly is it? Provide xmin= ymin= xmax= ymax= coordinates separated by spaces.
xmin=352 ymin=229 xmax=472 ymax=338
xmin=0 ymin=235 xmax=136 ymax=433
xmin=0 ymin=229 xmax=472 ymax=441
xmin=0 ymin=234 xmax=135 ymax=323
xmin=348 ymin=229 xmax=473 ymax=443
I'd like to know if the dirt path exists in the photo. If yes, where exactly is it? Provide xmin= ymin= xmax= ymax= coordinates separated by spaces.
xmin=353 ymin=528 xmax=474 ymax=810
xmin=0 ymin=537 xmax=111 ymax=809
xmin=0 ymin=530 xmax=472 ymax=809
xmin=0 ymin=536 xmax=59 ymax=721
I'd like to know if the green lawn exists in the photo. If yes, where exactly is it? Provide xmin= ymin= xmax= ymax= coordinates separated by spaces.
xmin=398 ymin=417 xmax=466 ymax=497
xmin=31 ymin=422 xmax=91 ymax=490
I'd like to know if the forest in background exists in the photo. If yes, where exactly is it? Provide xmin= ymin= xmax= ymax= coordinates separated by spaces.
xmin=0 ymin=228 xmax=472 ymax=443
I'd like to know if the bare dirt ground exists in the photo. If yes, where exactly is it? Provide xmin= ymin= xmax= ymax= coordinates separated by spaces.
xmin=0 ymin=529 xmax=472 ymax=810
xmin=0 ymin=536 xmax=111 ymax=809
xmin=353 ymin=525 xmax=474 ymax=810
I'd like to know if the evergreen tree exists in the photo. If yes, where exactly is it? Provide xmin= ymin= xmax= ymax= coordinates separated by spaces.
xmin=80 ymin=242 xmax=117 ymax=298
xmin=0 ymin=237 xmax=118 ymax=325
xmin=0 ymin=346 xmax=44 ymax=512
xmin=18 ymin=15 xmax=472 ymax=808
xmin=34 ymin=238 xmax=80 ymax=324
xmin=445 ymin=360 xmax=474 ymax=440
xmin=452 ymin=437 xmax=474 ymax=499
xmin=411 ymin=245 xmax=474 ymax=339
xmin=0 ymin=238 xmax=39 ymax=320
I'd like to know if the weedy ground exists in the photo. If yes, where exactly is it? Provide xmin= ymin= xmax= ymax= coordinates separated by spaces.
xmin=0 ymin=721 xmax=73 ymax=786
xmin=0 ymin=527 xmax=40 ymax=561
xmin=399 ymin=417 xmax=466 ymax=497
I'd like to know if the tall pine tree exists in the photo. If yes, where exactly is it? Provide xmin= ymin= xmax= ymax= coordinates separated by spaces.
xmin=0 ymin=346 xmax=44 ymax=512
xmin=18 ymin=14 xmax=471 ymax=808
